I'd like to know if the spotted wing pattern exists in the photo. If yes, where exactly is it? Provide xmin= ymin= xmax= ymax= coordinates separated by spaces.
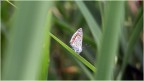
xmin=70 ymin=28 xmax=83 ymax=54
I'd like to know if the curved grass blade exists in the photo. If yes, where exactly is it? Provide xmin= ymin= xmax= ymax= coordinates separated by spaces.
xmin=75 ymin=1 xmax=102 ymax=47
xmin=49 ymin=32 xmax=96 ymax=73
xmin=95 ymin=1 xmax=125 ymax=80
xmin=98 ymin=2 xmax=104 ymax=30
xmin=37 ymin=10 xmax=53 ymax=80
xmin=76 ymin=59 xmax=94 ymax=79
xmin=117 ymin=15 xmax=143 ymax=80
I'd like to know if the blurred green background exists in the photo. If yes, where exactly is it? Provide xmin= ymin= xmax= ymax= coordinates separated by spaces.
xmin=1 ymin=1 xmax=143 ymax=80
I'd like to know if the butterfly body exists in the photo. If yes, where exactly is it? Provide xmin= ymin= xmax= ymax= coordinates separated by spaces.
xmin=70 ymin=28 xmax=83 ymax=54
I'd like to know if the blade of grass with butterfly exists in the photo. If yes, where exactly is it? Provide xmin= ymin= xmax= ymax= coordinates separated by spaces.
xmin=49 ymin=32 xmax=96 ymax=73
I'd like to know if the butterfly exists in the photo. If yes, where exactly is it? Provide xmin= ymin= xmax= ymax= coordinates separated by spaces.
xmin=70 ymin=28 xmax=83 ymax=54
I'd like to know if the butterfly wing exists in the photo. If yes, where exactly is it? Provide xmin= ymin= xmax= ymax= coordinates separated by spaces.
xmin=70 ymin=28 xmax=83 ymax=54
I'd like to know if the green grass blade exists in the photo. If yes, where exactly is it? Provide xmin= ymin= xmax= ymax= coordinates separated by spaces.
xmin=37 ymin=10 xmax=53 ymax=80
xmin=5 ymin=0 xmax=17 ymax=8
xmin=2 ymin=1 xmax=52 ymax=79
xmin=98 ymin=2 xmax=104 ymax=29
xmin=49 ymin=33 xmax=96 ymax=73
xmin=117 ymin=14 xmax=143 ymax=80
xmin=77 ymin=61 xmax=94 ymax=79
xmin=75 ymin=1 xmax=102 ymax=47
xmin=65 ymin=52 xmax=94 ymax=79
xmin=95 ymin=1 xmax=125 ymax=80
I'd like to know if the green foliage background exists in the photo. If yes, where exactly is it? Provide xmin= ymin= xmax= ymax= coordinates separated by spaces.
xmin=1 ymin=1 xmax=143 ymax=80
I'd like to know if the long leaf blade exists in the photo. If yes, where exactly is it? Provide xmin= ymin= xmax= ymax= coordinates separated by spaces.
xmin=49 ymin=32 xmax=96 ymax=73
xmin=2 ymin=1 xmax=52 ymax=79
xmin=37 ymin=10 xmax=53 ymax=80
xmin=95 ymin=1 xmax=125 ymax=80
xmin=117 ymin=14 xmax=143 ymax=80
xmin=75 ymin=1 xmax=102 ymax=47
